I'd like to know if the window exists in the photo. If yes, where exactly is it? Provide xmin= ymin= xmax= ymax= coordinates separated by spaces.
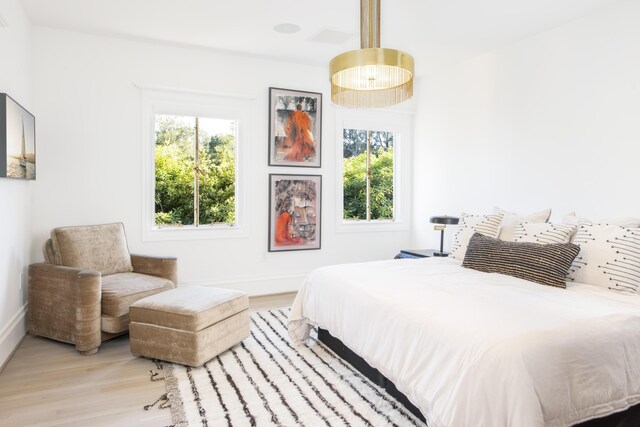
xmin=154 ymin=114 xmax=236 ymax=227
xmin=343 ymin=128 xmax=395 ymax=221
xmin=336 ymin=109 xmax=412 ymax=232
xmin=142 ymin=88 xmax=252 ymax=241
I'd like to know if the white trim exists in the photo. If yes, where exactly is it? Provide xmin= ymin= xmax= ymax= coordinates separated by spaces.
xmin=133 ymin=83 xmax=257 ymax=101
xmin=0 ymin=304 xmax=27 ymax=369
xmin=140 ymin=88 xmax=255 ymax=241
xmin=179 ymin=273 xmax=306 ymax=297
xmin=336 ymin=220 xmax=408 ymax=233
xmin=335 ymin=108 xmax=413 ymax=233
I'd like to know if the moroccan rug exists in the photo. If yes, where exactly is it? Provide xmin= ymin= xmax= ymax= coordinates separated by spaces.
xmin=147 ymin=308 xmax=426 ymax=427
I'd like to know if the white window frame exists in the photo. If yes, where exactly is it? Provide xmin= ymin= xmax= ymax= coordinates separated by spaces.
xmin=141 ymin=88 xmax=254 ymax=241
xmin=335 ymin=108 xmax=413 ymax=233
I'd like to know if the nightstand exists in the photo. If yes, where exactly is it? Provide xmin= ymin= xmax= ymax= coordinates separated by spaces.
xmin=394 ymin=249 xmax=448 ymax=259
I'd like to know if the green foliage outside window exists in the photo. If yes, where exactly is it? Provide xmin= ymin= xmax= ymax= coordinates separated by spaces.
xmin=154 ymin=115 xmax=236 ymax=226
xmin=343 ymin=129 xmax=394 ymax=220
xmin=154 ymin=117 xmax=393 ymax=226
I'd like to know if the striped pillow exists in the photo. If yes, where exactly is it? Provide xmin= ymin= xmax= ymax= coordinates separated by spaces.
xmin=462 ymin=233 xmax=580 ymax=288
xmin=512 ymin=222 xmax=577 ymax=244
xmin=494 ymin=207 xmax=551 ymax=241
xmin=568 ymin=220 xmax=640 ymax=295
xmin=450 ymin=213 xmax=504 ymax=260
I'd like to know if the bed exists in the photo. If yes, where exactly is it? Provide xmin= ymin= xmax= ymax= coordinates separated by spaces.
xmin=288 ymin=257 xmax=640 ymax=427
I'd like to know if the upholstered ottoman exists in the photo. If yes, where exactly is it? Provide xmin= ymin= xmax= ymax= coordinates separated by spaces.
xmin=129 ymin=286 xmax=250 ymax=367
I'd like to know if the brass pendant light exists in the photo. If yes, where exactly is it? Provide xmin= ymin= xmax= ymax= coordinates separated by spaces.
xmin=330 ymin=0 xmax=414 ymax=108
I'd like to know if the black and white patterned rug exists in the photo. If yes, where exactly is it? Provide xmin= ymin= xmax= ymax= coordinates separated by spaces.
xmin=147 ymin=308 xmax=426 ymax=427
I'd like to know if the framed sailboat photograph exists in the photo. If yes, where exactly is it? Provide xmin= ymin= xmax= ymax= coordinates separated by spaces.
xmin=1 ymin=93 xmax=36 ymax=180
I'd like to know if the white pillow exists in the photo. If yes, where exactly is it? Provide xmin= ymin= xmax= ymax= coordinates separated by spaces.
xmin=493 ymin=207 xmax=551 ymax=241
xmin=561 ymin=212 xmax=578 ymax=225
xmin=563 ymin=212 xmax=640 ymax=227
xmin=450 ymin=213 xmax=504 ymax=260
xmin=512 ymin=222 xmax=577 ymax=244
xmin=567 ymin=219 xmax=640 ymax=295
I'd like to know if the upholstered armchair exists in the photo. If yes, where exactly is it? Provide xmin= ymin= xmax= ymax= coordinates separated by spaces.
xmin=28 ymin=223 xmax=177 ymax=355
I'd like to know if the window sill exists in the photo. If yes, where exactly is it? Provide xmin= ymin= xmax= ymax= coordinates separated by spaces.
xmin=142 ymin=224 xmax=248 ymax=241
xmin=335 ymin=219 xmax=409 ymax=234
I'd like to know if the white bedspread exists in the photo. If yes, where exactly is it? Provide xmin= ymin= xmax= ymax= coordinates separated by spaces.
xmin=288 ymin=257 xmax=640 ymax=427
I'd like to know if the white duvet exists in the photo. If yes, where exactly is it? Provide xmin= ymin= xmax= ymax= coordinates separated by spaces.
xmin=288 ymin=257 xmax=640 ymax=427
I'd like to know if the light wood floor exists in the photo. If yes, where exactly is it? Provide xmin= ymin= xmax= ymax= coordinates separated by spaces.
xmin=0 ymin=292 xmax=296 ymax=427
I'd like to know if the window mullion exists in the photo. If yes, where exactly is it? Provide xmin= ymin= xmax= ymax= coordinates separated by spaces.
xmin=194 ymin=116 xmax=200 ymax=227
xmin=366 ymin=129 xmax=371 ymax=221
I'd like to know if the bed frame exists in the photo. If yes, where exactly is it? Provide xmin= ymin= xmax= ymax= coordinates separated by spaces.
xmin=318 ymin=328 xmax=640 ymax=427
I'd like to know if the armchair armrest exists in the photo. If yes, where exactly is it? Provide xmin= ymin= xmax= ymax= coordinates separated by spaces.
xmin=130 ymin=254 xmax=177 ymax=285
xmin=27 ymin=263 xmax=102 ymax=354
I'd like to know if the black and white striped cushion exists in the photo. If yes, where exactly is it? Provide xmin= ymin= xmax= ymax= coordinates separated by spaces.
xmin=462 ymin=233 xmax=580 ymax=289
xmin=512 ymin=222 xmax=577 ymax=244
xmin=450 ymin=213 xmax=504 ymax=260
xmin=568 ymin=220 xmax=640 ymax=295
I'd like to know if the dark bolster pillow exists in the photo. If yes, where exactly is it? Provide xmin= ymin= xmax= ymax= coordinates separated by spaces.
xmin=462 ymin=232 xmax=580 ymax=289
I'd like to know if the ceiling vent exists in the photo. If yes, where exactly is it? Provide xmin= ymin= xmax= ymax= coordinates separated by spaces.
xmin=309 ymin=28 xmax=355 ymax=45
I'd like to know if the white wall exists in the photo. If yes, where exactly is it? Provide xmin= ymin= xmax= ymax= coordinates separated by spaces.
xmin=413 ymin=0 xmax=640 ymax=250
xmin=31 ymin=28 xmax=414 ymax=296
xmin=0 ymin=0 xmax=32 ymax=366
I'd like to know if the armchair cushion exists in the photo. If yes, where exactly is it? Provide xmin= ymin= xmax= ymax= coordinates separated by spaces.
xmin=50 ymin=223 xmax=133 ymax=276
xmin=43 ymin=239 xmax=55 ymax=264
xmin=101 ymin=272 xmax=175 ymax=318
xmin=101 ymin=314 xmax=131 ymax=334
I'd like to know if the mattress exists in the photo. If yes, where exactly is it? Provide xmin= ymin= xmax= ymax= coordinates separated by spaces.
xmin=288 ymin=257 xmax=640 ymax=427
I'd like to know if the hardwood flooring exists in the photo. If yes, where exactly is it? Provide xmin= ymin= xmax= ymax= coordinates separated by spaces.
xmin=0 ymin=292 xmax=296 ymax=427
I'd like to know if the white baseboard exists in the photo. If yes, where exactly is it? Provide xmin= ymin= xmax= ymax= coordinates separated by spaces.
xmin=179 ymin=272 xmax=307 ymax=296
xmin=0 ymin=304 xmax=27 ymax=370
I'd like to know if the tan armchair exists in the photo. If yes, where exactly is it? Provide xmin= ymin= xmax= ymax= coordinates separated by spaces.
xmin=28 ymin=223 xmax=176 ymax=355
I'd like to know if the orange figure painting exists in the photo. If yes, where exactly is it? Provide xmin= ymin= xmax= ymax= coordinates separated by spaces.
xmin=281 ymin=104 xmax=315 ymax=162
xmin=274 ymin=210 xmax=304 ymax=246
xmin=269 ymin=174 xmax=322 ymax=252
xmin=269 ymin=88 xmax=322 ymax=167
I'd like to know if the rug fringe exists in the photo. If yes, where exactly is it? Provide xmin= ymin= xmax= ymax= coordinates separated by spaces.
xmin=143 ymin=359 xmax=188 ymax=426
xmin=149 ymin=369 xmax=165 ymax=382
xmin=162 ymin=361 xmax=189 ymax=426
xmin=144 ymin=393 xmax=171 ymax=411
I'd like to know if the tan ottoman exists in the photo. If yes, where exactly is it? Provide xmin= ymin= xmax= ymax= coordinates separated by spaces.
xmin=129 ymin=286 xmax=250 ymax=367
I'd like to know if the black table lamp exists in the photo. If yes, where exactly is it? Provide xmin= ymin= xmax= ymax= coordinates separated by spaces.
xmin=430 ymin=216 xmax=460 ymax=256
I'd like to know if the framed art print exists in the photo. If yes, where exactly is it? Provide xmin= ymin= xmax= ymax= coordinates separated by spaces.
xmin=1 ymin=93 xmax=36 ymax=180
xmin=268 ymin=87 xmax=321 ymax=167
xmin=269 ymin=174 xmax=321 ymax=252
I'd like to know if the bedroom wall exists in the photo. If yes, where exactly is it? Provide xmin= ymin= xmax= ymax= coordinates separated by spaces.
xmin=0 ymin=0 xmax=33 ymax=366
xmin=413 ymin=0 xmax=640 ymax=250
xmin=30 ymin=28 xmax=414 ymax=296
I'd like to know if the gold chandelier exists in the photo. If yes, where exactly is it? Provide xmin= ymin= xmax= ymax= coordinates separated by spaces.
xmin=330 ymin=0 xmax=414 ymax=108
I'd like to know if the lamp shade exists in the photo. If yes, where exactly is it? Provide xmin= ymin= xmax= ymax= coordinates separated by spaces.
xmin=329 ymin=0 xmax=414 ymax=108
xmin=330 ymin=48 xmax=414 ymax=108
xmin=430 ymin=216 xmax=459 ymax=225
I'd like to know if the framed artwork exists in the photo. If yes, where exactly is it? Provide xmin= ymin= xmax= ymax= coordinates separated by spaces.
xmin=269 ymin=174 xmax=321 ymax=252
xmin=268 ymin=87 xmax=322 ymax=168
xmin=0 ymin=93 xmax=36 ymax=180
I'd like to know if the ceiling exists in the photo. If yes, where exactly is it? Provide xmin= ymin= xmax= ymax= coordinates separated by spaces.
xmin=19 ymin=0 xmax=627 ymax=76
